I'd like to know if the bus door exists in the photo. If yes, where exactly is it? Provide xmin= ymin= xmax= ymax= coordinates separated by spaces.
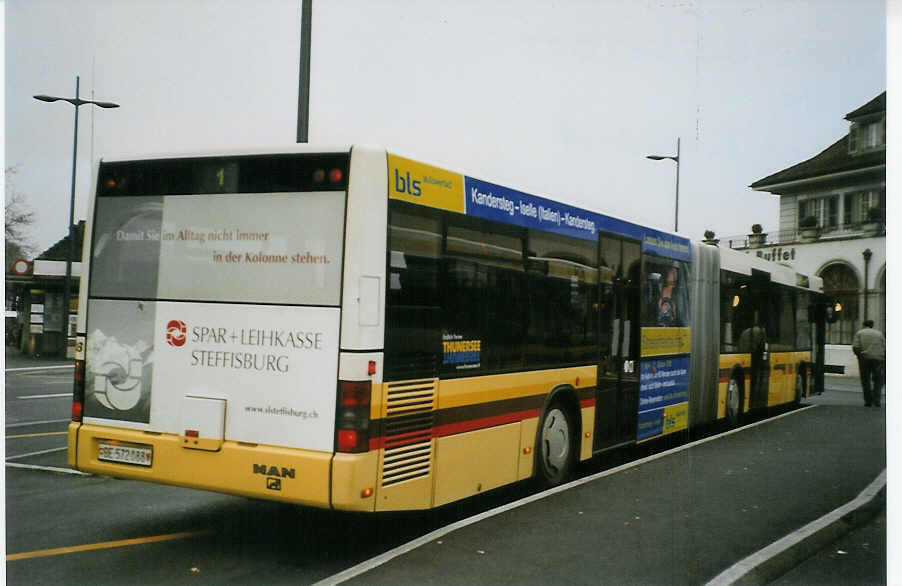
xmin=748 ymin=269 xmax=771 ymax=409
xmin=594 ymin=236 xmax=641 ymax=451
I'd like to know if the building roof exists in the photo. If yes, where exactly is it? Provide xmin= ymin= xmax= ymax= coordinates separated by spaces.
xmin=750 ymin=92 xmax=886 ymax=191
xmin=36 ymin=221 xmax=85 ymax=261
xmin=845 ymin=91 xmax=886 ymax=121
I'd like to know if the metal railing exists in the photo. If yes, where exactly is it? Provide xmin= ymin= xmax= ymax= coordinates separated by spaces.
xmin=720 ymin=223 xmax=884 ymax=249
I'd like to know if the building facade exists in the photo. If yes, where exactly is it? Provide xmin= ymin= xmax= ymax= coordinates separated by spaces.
xmin=724 ymin=92 xmax=886 ymax=377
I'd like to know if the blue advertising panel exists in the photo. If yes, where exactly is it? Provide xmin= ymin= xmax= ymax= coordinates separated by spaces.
xmin=462 ymin=176 xmax=690 ymax=261
xmin=637 ymin=355 xmax=690 ymax=441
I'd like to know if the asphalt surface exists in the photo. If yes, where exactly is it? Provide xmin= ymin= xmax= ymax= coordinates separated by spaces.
xmin=5 ymin=349 xmax=887 ymax=585
xmin=332 ymin=384 xmax=886 ymax=585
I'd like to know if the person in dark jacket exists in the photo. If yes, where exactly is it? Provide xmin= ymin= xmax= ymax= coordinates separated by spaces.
xmin=852 ymin=320 xmax=886 ymax=407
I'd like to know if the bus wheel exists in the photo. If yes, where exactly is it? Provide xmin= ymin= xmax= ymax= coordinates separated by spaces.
xmin=726 ymin=377 xmax=742 ymax=427
xmin=537 ymin=403 xmax=575 ymax=487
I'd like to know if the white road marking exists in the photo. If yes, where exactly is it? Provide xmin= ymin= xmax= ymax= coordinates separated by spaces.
xmin=6 ymin=447 xmax=68 ymax=460
xmin=5 ymin=365 xmax=74 ymax=372
xmin=313 ymin=405 xmax=818 ymax=586
xmin=5 ymin=418 xmax=71 ymax=428
xmin=5 ymin=462 xmax=88 ymax=475
xmin=17 ymin=393 xmax=71 ymax=400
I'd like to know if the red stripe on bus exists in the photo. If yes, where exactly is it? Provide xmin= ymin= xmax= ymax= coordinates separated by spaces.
xmin=432 ymin=408 xmax=542 ymax=439
xmin=368 ymin=399 xmax=597 ymax=451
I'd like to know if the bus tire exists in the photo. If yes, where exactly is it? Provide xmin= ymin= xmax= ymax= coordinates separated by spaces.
xmin=536 ymin=400 xmax=576 ymax=487
xmin=726 ymin=372 xmax=744 ymax=427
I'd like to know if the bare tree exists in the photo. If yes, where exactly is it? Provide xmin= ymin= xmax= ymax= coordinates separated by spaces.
xmin=5 ymin=166 xmax=36 ymax=270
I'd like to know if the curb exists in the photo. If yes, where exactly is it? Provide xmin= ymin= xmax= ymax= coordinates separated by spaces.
xmin=705 ymin=469 xmax=887 ymax=585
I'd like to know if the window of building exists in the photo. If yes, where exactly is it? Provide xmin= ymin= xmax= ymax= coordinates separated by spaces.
xmin=849 ymin=117 xmax=886 ymax=153
xmin=858 ymin=189 xmax=884 ymax=222
xmin=841 ymin=189 xmax=885 ymax=226
xmin=798 ymin=196 xmax=838 ymax=229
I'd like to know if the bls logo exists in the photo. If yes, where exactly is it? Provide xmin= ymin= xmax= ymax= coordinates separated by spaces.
xmin=394 ymin=169 xmax=421 ymax=197
xmin=166 ymin=320 xmax=187 ymax=347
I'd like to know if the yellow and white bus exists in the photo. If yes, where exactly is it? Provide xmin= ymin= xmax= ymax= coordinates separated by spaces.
xmin=68 ymin=145 xmax=830 ymax=511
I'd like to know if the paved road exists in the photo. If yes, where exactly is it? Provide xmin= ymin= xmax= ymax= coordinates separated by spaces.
xmin=334 ymin=390 xmax=885 ymax=585
xmin=4 ymin=350 xmax=886 ymax=585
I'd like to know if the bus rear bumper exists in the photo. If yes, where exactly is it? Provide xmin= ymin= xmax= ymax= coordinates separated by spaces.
xmin=71 ymin=423 xmax=341 ymax=508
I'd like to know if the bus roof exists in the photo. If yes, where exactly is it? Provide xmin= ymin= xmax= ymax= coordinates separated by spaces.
xmin=719 ymin=244 xmax=822 ymax=292
xmin=97 ymin=143 xmax=353 ymax=164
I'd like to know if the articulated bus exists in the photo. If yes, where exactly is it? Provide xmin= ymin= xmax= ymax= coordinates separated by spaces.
xmin=68 ymin=145 xmax=831 ymax=512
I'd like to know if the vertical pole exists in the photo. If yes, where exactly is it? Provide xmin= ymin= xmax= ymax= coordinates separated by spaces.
xmin=63 ymin=76 xmax=79 ymax=356
xmin=674 ymin=137 xmax=680 ymax=233
xmin=863 ymin=248 xmax=872 ymax=323
xmin=297 ymin=0 xmax=312 ymax=143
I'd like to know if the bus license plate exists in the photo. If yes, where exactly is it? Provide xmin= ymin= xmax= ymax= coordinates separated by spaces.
xmin=98 ymin=443 xmax=152 ymax=467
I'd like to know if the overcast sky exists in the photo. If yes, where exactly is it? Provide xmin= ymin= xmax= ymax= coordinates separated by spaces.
xmin=4 ymin=0 xmax=887 ymax=254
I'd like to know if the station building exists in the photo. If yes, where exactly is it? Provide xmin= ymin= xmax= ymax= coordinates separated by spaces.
xmin=718 ymin=92 xmax=886 ymax=377
xmin=5 ymin=222 xmax=84 ymax=358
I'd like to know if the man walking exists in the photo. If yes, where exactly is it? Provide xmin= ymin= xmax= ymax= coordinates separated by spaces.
xmin=852 ymin=320 xmax=886 ymax=407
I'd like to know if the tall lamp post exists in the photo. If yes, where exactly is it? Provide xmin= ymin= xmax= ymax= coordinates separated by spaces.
xmin=34 ymin=76 xmax=119 ymax=356
xmin=646 ymin=137 xmax=681 ymax=233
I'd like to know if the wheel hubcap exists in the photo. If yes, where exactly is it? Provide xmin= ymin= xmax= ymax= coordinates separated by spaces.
xmin=542 ymin=408 xmax=570 ymax=473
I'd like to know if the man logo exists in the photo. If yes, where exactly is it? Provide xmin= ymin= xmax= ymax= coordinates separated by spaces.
xmin=166 ymin=320 xmax=187 ymax=347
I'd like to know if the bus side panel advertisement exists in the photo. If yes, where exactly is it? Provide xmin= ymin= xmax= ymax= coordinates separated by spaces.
xmin=640 ymin=328 xmax=691 ymax=357
xmin=156 ymin=192 xmax=345 ymax=306
xmin=89 ymin=196 xmax=163 ymax=299
xmin=464 ymin=177 xmax=598 ymax=242
xmin=638 ymin=355 xmax=690 ymax=441
xmin=84 ymin=299 xmax=156 ymax=424
xmin=386 ymin=155 xmax=690 ymax=262
xmin=461 ymin=176 xmax=690 ymax=261
xmin=637 ymin=401 xmax=689 ymax=442
xmin=90 ymin=192 xmax=345 ymax=306
xmin=84 ymin=299 xmax=340 ymax=452
xmin=387 ymin=154 xmax=465 ymax=213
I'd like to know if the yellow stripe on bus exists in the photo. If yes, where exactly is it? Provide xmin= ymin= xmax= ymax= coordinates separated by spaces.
xmin=6 ymin=431 xmax=68 ymax=439
xmin=6 ymin=530 xmax=209 ymax=561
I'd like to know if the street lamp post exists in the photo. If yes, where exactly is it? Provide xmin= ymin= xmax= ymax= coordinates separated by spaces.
xmin=646 ymin=137 xmax=681 ymax=233
xmin=34 ymin=76 xmax=119 ymax=356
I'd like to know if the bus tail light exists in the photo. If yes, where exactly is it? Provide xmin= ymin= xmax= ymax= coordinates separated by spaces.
xmin=336 ymin=380 xmax=371 ymax=453
xmin=72 ymin=359 xmax=86 ymax=422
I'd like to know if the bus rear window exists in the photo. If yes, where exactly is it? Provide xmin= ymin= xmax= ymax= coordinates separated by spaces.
xmin=89 ymin=155 xmax=347 ymax=306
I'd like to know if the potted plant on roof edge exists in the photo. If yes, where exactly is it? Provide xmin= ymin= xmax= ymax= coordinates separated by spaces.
xmin=748 ymin=223 xmax=766 ymax=247
xmin=703 ymin=229 xmax=719 ymax=246
xmin=799 ymin=215 xmax=820 ymax=241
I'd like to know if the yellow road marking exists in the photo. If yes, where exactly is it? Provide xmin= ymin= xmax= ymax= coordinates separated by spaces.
xmin=7 ymin=530 xmax=210 ymax=561
xmin=6 ymin=431 xmax=68 ymax=439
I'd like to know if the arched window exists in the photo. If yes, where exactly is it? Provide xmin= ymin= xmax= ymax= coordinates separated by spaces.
xmin=820 ymin=264 xmax=859 ymax=344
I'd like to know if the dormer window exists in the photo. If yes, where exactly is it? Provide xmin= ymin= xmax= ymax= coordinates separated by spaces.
xmin=849 ymin=116 xmax=886 ymax=153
